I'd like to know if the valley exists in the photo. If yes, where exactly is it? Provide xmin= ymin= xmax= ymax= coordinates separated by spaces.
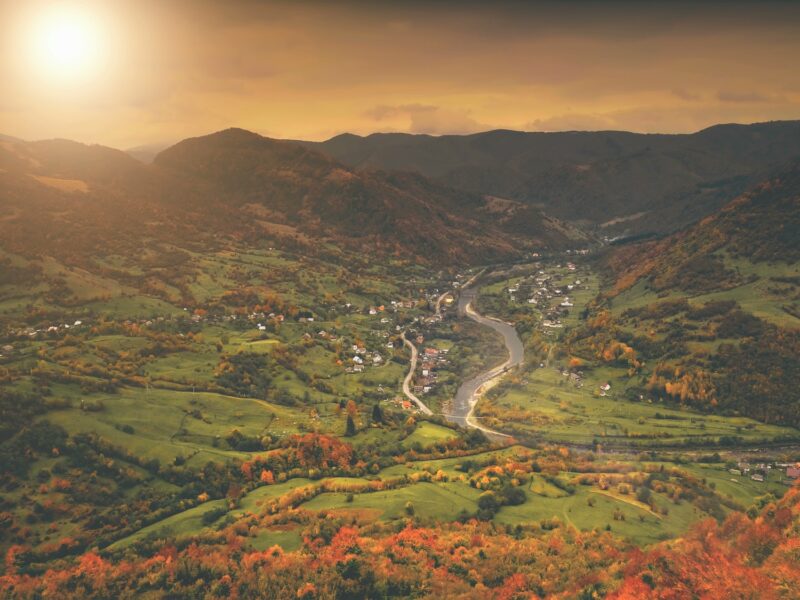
xmin=3 ymin=1 xmax=800 ymax=595
xmin=1 ymin=127 xmax=798 ymax=599
xmin=2 ymin=239 xmax=797 ymax=570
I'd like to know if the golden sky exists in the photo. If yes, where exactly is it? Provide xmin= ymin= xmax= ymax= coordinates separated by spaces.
xmin=2 ymin=0 xmax=799 ymax=148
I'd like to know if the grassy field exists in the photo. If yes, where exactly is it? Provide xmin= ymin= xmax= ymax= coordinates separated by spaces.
xmin=401 ymin=422 xmax=461 ymax=449
xmin=610 ymin=254 xmax=800 ymax=329
xmin=45 ymin=386 xmax=317 ymax=467
xmin=302 ymin=481 xmax=482 ymax=521
xmin=96 ymin=424 xmax=794 ymax=553
xmin=479 ymin=366 xmax=798 ymax=447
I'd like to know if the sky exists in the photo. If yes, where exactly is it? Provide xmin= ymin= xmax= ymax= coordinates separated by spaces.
xmin=1 ymin=0 xmax=799 ymax=148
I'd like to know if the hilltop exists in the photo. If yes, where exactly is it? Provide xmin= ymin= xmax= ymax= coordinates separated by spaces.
xmin=0 ymin=129 xmax=584 ymax=269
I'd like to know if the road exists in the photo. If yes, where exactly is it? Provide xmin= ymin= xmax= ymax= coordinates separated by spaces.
xmin=400 ymin=331 xmax=433 ymax=415
xmin=434 ymin=290 xmax=451 ymax=319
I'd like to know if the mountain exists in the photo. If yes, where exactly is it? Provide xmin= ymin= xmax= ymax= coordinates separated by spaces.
xmin=605 ymin=160 xmax=800 ymax=295
xmin=0 ymin=129 xmax=585 ymax=268
xmin=579 ymin=163 xmax=800 ymax=426
xmin=155 ymin=129 xmax=586 ymax=257
xmin=301 ymin=121 xmax=800 ymax=236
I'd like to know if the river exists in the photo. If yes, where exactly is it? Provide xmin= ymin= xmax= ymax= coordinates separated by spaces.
xmin=445 ymin=285 xmax=524 ymax=438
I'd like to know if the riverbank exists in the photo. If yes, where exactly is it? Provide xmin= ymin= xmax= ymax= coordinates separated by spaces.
xmin=444 ymin=284 xmax=524 ymax=441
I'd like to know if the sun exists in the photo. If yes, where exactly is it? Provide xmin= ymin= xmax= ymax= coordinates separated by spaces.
xmin=28 ymin=6 xmax=103 ymax=79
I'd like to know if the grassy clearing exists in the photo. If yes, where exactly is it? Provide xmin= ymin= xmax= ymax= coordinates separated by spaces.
xmin=44 ymin=386 xmax=315 ymax=467
xmin=495 ymin=486 xmax=697 ymax=546
xmin=107 ymin=499 xmax=230 ymax=550
xmin=301 ymin=481 xmax=482 ymax=521
xmin=401 ymin=422 xmax=461 ymax=449
xmin=529 ymin=475 xmax=569 ymax=498
xmin=248 ymin=527 xmax=303 ymax=552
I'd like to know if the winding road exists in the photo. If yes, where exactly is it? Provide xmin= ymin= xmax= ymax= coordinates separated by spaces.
xmin=400 ymin=331 xmax=433 ymax=415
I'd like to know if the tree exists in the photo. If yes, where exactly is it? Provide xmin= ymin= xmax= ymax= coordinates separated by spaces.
xmin=371 ymin=403 xmax=384 ymax=424
xmin=477 ymin=491 xmax=500 ymax=520
xmin=345 ymin=415 xmax=357 ymax=437
xmin=500 ymin=484 xmax=526 ymax=506
xmin=346 ymin=400 xmax=358 ymax=419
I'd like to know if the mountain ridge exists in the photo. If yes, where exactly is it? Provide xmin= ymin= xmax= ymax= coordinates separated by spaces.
xmin=0 ymin=128 xmax=585 ymax=267
xmin=300 ymin=120 xmax=800 ymax=235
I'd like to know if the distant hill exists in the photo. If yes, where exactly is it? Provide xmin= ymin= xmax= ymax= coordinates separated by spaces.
xmin=301 ymin=121 xmax=800 ymax=235
xmin=125 ymin=142 xmax=173 ymax=164
xmin=0 ymin=129 xmax=585 ymax=267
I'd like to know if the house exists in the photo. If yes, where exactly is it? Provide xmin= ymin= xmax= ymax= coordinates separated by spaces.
xmin=542 ymin=320 xmax=563 ymax=328
xmin=787 ymin=465 xmax=800 ymax=479
xmin=751 ymin=473 xmax=765 ymax=482
xmin=353 ymin=356 xmax=364 ymax=364
xmin=600 ymin=383 xmax=611 ymax=391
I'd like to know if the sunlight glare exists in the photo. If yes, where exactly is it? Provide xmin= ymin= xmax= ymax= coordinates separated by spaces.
xmin=29 ymin=6 xmax=103 ymax=80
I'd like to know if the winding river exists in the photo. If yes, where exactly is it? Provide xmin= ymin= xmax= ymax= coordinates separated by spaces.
xmin=445 ymin=285 xmax=524 ymax=439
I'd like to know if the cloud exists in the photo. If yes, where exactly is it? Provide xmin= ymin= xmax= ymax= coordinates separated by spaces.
xmin=525 ymin=113 xmax=619 ymax=132
xmin=671 ymin=88 xmax=701 ymax=101
xmin=716 ymin=90 xmax=771 ymax=103
xmin=364 ymin=104 xmax=489 ymax=135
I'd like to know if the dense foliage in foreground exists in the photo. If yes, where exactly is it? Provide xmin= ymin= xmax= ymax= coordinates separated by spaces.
xmin=1 ymin=484 xmax=798 ymax=599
